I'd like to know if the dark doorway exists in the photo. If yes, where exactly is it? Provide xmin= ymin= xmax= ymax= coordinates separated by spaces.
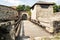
xmin=22 ymin=14 xmax=27 ymax=20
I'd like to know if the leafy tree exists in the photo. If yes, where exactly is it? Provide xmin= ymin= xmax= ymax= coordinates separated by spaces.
xmin=25 ymin=6 xmax=30 ymax=11
xmin=53 ymin=3 xmax=60 ymax=13
xmin=58 ymin=5 xmax=60 ymax=11
xmin=27 ymin=11 xmax=31 ymax=16
xmin=16 ymin=5 xmax=31 ymax=16
xmin=53 ymin=5 xmax=59 ymax=12
xmin=16 ymin=5 xmax=23 ymax=11
xmin=16 ymin=5 xmax=30 ymax=11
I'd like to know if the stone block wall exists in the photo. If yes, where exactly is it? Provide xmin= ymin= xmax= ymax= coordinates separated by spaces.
xmin=36 ymin=5 xmax=54 ymax=19
xmin=31 ymin=5 xmax=37 ymax=20
xmin=0 ymin=5 xmax=18 ymax=20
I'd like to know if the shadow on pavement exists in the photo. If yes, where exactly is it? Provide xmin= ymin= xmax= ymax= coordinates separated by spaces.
xmin=15 ymin=36 xmax=30 ymax=40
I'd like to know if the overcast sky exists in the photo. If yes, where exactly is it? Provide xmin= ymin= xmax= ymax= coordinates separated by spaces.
xmin=0 ymin=0 xmax=60 ymax=6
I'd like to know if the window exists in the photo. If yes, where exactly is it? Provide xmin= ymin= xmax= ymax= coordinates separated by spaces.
xmin=40 ymin=5 xmax=50 ymax=8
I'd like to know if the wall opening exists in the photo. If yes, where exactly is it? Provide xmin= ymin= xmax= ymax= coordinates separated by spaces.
xmin=40 ymin=5 xmax=50 ymax=8
xmin=22 ymin=14 xmax=27 ymax=20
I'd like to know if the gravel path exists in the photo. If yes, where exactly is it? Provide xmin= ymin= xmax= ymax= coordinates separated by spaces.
xmin=20 ymin=20 xmax=53 ymax=38
xmin=16 ymin=20 xmax=53 ymax=40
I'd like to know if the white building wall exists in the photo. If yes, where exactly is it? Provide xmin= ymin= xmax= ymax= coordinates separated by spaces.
xmin=36 ymin=5 xmax=54 ymax=22
xmin=31 ymin=4 xmax=54 ymax=21
xmin=31 ymin=5 xmax=37 ymax=20
xmin=37 ymin=5 xmax=54 ymax=18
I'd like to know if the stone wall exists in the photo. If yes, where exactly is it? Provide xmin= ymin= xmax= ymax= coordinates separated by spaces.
xmin=36 ymin=5 xmax=54 ymax=19
xmin=0 ymin=5 xmax=18 ymax=20
xmin=31 ymin=5 xmax=37 ymax=20
xmin=20 ymin=11 xmax=30 ymax=20
xmin=31 ymin=4 xmax=54 ymax=21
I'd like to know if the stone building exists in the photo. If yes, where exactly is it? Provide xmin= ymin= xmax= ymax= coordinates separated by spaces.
xmin=31 ymin=1 xmax=54 ymax=20
xmin=30 ymin=1 xmax=60 ymax=33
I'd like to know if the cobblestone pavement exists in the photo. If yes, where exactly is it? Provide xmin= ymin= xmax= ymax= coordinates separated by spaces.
xmin=20 ymin=20 xmax=53 ymax=38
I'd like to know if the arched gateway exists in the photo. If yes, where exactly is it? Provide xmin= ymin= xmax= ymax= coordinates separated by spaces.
xmin=22 ymin=14 xmax=27 ymax=20
xmin=20 ymin=11 xmax=29 ymax=20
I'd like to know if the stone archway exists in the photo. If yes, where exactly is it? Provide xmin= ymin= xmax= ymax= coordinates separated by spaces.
xmin=22 ymin=14 xmax=27 ymax=20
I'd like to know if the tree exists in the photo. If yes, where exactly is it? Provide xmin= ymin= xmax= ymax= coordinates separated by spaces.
xmin=16 ymin=5 xmax=26 ymax=11
xmin=16 ymin=5 xmax=31 ymax=16
xmin=16 ymin=5 xmax=30 ymax=11
xmin=58 ymin=5 xmax=60 ymax=11
xmin=53 ymin=5 xmax=59 ymax=12
xmin=53 ymin=4 xmax=60 ymax=13
xmin=25 ymin=6 xmax=30 ymax=11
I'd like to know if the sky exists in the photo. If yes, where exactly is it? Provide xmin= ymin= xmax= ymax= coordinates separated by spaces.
xmin=0 ymin=0 xmax=60 ymax=6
